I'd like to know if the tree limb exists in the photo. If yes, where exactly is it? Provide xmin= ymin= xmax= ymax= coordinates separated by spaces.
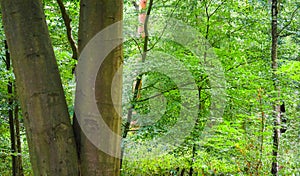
xmin=56 ymin=0 xmax=78 ymax=60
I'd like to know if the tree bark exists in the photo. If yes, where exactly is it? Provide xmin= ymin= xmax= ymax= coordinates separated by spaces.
xmin=1 ymin=0 xmax=79 ymax=175
xmin=75 ymin=0 xmax=123 ymax=175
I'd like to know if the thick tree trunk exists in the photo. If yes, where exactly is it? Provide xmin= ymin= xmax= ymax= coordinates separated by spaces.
xmin=271 ymin=0 xmax=281 ymax=175
xmin=1 ymin=0 xmax=79 ymax=175
xmin=75 ymin=0 xmax=123 ymax=175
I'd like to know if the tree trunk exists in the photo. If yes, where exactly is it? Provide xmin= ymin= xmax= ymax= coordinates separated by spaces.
xmin=120 ymin=0 xmax=153 ymax=169
xmin=14 ymin=104 xmax=24 ymax=176
xmin=1 ymin=0 xmax=79 ymax=175
xmin=75 ymin=0 xmax=123 ymax=175
xmin=5 ymin=39 xmax=17 ymax=176
xmin=271 ymin=0 xmax=281 ymax=175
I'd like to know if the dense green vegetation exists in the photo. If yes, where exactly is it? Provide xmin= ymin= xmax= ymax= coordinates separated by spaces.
xmin=0 ymin=0 xmax=299 ymax=175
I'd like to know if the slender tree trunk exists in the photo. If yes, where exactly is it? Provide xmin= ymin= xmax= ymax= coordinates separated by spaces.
xmin=75 ymin=0 xmax=123 ymax=175
xmin=5 ymin=39 xmax=24 ymax=176
xmin=120 ymin=0 xmax=154 ymax=169
xmin=1 ymin=0 xmax=79 ymax=175
xmin=5 ymin=40 xmax=17 ymax=176
xmin=271 ymin=0 xmax=281 ymax=175
xmin=257 ymin=88 xmax=265 ymax=173
xmin=14 ymin=104 xmax=24 ymax=176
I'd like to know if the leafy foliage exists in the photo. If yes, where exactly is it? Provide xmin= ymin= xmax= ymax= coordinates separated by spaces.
xmin=0 ymin=0 xmax=299 ymax=175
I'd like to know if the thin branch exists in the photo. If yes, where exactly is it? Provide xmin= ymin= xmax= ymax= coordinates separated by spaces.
xmin=129 ymin=1 xmax=142 ymax=55
xmin=2 ymin=41 xmax=9 ymax=67
xmin=136 ymin=77 xmax=215 ymax=103
xmin=1 ymin=56 xmax=8 ymax=67
xmin=278 ymin=6 xmax=300 ymax=36
xmin=227 ymin=22 xmax=248 ymax=37
xmin=142 ymin=0 xmax=154 ymax=61
xmin=205 ymin=1 xmax=209 ymax=20
xmin=147 ymin=0 xmax=181 ymax=51
xmin=206 ymin=0 xmax=212 ymax=9
xmin=226 ymin=60 xmax=257 ymax=72
xmin=56 ymin=0 xmax=78 ymax=60
xmin=208 ymin=0 xmax=225 ymax=18
xmin=279 ymin=31 xmax=297 ymax=38
xmin=131 ymin=38 xmax=142 ymax=55
xmin=137 ymin=82 xmax=193 ymax=103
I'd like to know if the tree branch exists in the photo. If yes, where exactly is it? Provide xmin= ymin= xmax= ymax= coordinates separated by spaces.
xmin=226 ymin=59 xmax=257 ymax=72
xmin=56 ymin=0 xmax=78 ymax=60
xmin=142 ymin=0 xmax=154 ymax=61
xmin=278 ymin=6 xmax=300 ymax=36
xmin=1 ymin=40 xmax=9 ymax=66
xmin=279 ymin=31 xmax=297 ymax=38
xmin=147 ymin=0 xmax=181 ymax=51
xmin=209 ymin=0 xmax=225 ymax=18
xmin=1 ymin=56 xmax=8 ymax=67
xmin=131 ymin=38 xmax=143 ymax=55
